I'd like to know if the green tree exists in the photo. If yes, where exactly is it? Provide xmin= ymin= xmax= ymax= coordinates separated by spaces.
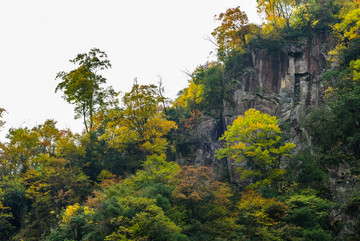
xmin=47 ymin=154 xmax=185 ymax=241
xmin=32 ymin=119 xmax=60 ymax=156
xmin=216 ymin=108 xmax=295 ymax=191
xmin=330 ymin=0 xmax=360 ymax=70
xmin=104 ymin=196 xmax=183 ymax=241
xmin=284 ymin=193 xmax=332 ymax=239
xmin=18 ymin=154 xmax=91 ymax=240
xmin=304 ymin=81 xmax=360 ymax=165
xmin=54 ymin=128 xmax=85 ymax=163
xmin=291 ymin=0 xmax=339 ymax=33
xmin=55 ymin=48 xmax=118 ymax=133
xmin=0 ymin=176 xmax=27 ymax=240
xmin=175 ymin=62 xmax=238 ymax=137
xmin=0 ymin=120 xmax=81 ymax=176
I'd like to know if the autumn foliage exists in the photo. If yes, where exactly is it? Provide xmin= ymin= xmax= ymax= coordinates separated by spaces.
xmin=2 ymin=0 xmax=359 ymax=238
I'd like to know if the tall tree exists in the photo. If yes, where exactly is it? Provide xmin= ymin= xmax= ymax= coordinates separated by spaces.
xmin=55 ymin=48 xmax=118 ymax=133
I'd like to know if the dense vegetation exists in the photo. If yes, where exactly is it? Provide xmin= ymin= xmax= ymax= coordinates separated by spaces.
xmin=1 ymin=0 xmax=360 ymax=240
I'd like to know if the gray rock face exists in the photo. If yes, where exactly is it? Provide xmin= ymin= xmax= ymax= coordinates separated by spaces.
xmin=226 ymin=32 xmax=330 ymax=122
xmin=186 ymin=32 xmax=332 ymax=168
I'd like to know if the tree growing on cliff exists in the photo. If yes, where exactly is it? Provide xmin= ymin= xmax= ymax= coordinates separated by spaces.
xmin=212 ymin=6 xmax=257 ymax=57
xmin=257 ymin=0 xmax=297 ymax=33
xmin=55 ymin=48 xmax=118 ymax=133
xmin=174 ymin=62 xmax=238 ymax=137
xmin=216 ymin=109 xmax=295 ymax=191
xmin=330 ymin=0 xmax=360 ymax=70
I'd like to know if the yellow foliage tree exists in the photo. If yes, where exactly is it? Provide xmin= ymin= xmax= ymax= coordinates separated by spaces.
xmin=101 ymin=84 xmax=177 ymax=157
xmin=257 ymin=0 xmax=297 ymax=34
xmin=237 ymin=190 xmax=288 ymax=239
xmin=216 ymin=109 xmax=295 ymax=190
xmin=174 ymin=81 xmax=204 ymax=109
xmin=330 ymin=0 xmax=360 ymax=77
xmin=62 ymin=203 xmax=80 ymax=224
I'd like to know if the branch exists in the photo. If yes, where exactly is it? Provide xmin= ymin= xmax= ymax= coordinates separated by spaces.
xmin=203 ymin=35 xmax=219 ymax=47
xmin=181 ymin=69 xmax=193 ymax=79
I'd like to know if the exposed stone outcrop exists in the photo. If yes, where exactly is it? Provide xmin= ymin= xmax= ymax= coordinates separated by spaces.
xmin=185 ymin=32 xmax=332 ymax=169
xmin=225 ymin=32 xmax=330 ymax=123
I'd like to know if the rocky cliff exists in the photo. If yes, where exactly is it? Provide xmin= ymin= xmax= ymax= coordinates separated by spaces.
xmin=178 ymin=32 xmax=360 ymax=233
xmin=225 ymin=32 xmax=331 ymax=126
xmin=183 ymin=32 xmax=332 ymax=167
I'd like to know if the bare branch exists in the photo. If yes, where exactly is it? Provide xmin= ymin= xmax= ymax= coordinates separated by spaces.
xmin=203 ymin=35 xmax=219 ymax=47
xmin=181 ymin=69 xmax=193 ymax=79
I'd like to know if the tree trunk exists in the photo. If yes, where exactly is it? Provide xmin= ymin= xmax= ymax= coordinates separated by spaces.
xmin=83 ymin=104 xmax=88 ymax=133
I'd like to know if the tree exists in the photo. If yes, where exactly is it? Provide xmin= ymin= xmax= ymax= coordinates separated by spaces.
xmin=172 ymin=166 xmax=237 ymax=240
xmin=0 ymin=120 xmax=79 ymax=175
xmin=172 ymin=166 xmax=231 ymax=211
xmin=330 ymin=0 xmax=360 ymax=68
xmin=157 ymin=76 xmax=170 ymax=116
xmin=19 ymin=154 xmax=91 ymax=239
xmin=127 ymin=154 xmax=180 ymax=188
xmin=174 ymin=62 xmax=236 ymax=137
xmin=257 ymin=0 xmax=297 ymax=32
xmin=47 ymin=154 xmax=185 ymax=241
xmin=0 ymin=127 xmax=41 ymax=174
xmin=104 ymin=196 xmax=183 ymax=241
xmin=101 ymin=84 xmax=177 ymax=159
xmin=0 ymin=176 xmax=26 ymax=240
xmin=216 ymin=109 xmax=295 ymax=191
xmin=55 ymin=48 xmax=118 ymax=133
xmin=236 ymin=190 xmax=288 ymax=239
xmin=304 ymin=81 xmax=360 ymax=163
xmin=291 ymin=0 xmax=338 ymax=33
xmin=0 ymin=108 xmax=5 ymax=130
xmin=212 ymin=6 xmax=257 ymax=57
xmin=32 ymin=119 xmax=60 ymax=156
xmin=284 ymin=193 xmax=332 ymax=239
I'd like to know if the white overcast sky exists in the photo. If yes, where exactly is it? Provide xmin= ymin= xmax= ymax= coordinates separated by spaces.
xmin=0 ymin=0 xmax=260 ymax=140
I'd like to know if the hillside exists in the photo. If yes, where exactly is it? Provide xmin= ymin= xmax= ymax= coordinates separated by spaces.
xmin=1 ymin=1 xmax=360 ymax=240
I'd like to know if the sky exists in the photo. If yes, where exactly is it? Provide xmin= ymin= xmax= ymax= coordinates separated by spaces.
xmin=0 ymin=0 xmax=260 ymax=141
